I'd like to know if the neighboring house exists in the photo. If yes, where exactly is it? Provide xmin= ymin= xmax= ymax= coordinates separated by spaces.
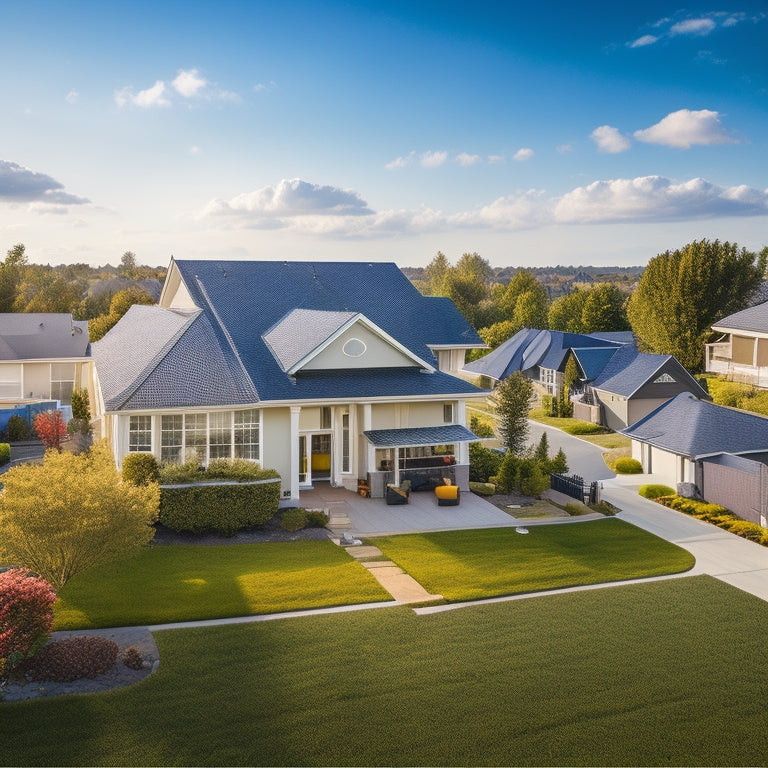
xmin=92 ymin=259 xmax=487 ymax=500
xmin=622 ymin=392 xmax=768 ymax=526
xmin=706 ymin=299 xmax=768 ymax=387
xmin=0 ymin=313 xmax=91 ymax=421
xmin=462 ymin=328 xmax=706 ymax=430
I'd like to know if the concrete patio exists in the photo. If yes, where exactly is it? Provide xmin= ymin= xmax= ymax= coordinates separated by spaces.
xmin=294 ymin=482 xmax=523 ymax=536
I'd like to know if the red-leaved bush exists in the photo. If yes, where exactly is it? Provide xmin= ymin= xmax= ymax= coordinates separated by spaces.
xmin=30 ymin=636 xmax=118 ymax=682
xmin=0 ymin=568 xmax=57 ymax=673
xmin=33 ymin=410 xmax=67 ymax=451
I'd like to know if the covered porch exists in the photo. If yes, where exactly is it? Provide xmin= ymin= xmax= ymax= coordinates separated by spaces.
xmin=292 ymin=483 xmax=520 ymax=536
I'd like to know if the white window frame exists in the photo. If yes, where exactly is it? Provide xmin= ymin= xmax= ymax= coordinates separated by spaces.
xmin=50 ymin=363 xmax=77 ymax=405
xmin=0 ymin=363 xmax=22 ymax=399
xmin=128 ymin=415 xmax=153 ymax=453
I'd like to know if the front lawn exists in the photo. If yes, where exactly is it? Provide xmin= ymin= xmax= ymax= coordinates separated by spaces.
xmin=53 ymin=540 xmax=391 ymax=630
xmin=528 ymin=409 xmax=631 ymax=449
xmin=372 ymin=519 xmax=694 ymax=601
xmin=2 ymin=577 xmax=766 ymax=766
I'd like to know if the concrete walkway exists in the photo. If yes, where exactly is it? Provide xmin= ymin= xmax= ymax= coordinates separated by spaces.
xmin=602 ymin=475 xmax=768 ymax=602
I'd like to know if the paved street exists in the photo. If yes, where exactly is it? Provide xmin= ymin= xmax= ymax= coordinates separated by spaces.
xmin=526 ymin=419 xmax=616 ymax=481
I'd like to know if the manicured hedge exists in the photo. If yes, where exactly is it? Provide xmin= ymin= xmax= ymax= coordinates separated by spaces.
xmin=614 ymin=457 xmax=643 ymax=474
xmin=469 ymin=481 xmax=495 ymax=496
xmin=0 ymin=442 xmax=9 ymax=466
xmin=159 ymin=479 xmax=281 ymax=535
xmin=122 ymin=452 xmax=160 ymax=485
xmin=657 ymin=494 xmax=768 ymax=546
xmin=638 ymin=484 xmax=675 ymax=499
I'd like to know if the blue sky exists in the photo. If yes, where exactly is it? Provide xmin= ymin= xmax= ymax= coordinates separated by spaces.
xmin=1 ymin=0 xmax=766 ymax=268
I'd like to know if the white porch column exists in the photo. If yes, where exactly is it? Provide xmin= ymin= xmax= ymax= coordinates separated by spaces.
xmin=456 ymin=399 xmax=469 ymax=465
xmin=363 ymin=403 xmax=375 ymax=475
xmin=289 ymin=405 xmax=301 ymax=501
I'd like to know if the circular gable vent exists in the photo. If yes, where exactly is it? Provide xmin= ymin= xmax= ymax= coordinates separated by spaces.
xmin=343 ymin=338 xmax=366 ymax=358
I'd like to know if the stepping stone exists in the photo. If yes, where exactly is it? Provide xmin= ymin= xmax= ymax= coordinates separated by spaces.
xmin=362 ymin=561 xmax=400 ymax=570
xmin=346 ymin=545 xmax=383 ymax=559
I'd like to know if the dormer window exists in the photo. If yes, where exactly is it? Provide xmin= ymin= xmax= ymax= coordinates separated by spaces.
xmin=654 ymin=373 xmax=675 ymax=383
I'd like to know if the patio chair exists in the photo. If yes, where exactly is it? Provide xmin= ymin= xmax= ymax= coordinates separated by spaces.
xmin=385 ymin=479 xmax=411 ymax=505
xmin=435 ymin=484 xmax=460 ymax=506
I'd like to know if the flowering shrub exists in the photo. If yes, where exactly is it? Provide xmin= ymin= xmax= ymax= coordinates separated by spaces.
xmin=29 ymin=636 xmax=118 ymax=682
xmin=0 ymin=569 xmax=57 ymax=674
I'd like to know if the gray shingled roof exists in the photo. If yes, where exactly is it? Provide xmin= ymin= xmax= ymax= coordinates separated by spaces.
xmin=711 ymin=300 xmax=768 ymax=333
xmin=621 ymin=393 xmax=768 ymax=459
xmin=0 ymin=313 xmax=89 ymax=359
xmin=263 ymin=309 xmax=357 ymax=372
xmin=363 ymin=424 xmax=478 ymax=448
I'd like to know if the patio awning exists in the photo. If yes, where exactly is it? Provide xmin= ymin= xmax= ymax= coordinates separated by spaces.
xmin=363 ymin=424 xmax=479 ymax=448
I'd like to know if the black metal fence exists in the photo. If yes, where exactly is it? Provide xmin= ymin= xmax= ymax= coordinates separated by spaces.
xmin=550 ymin=473 xmax=599 ymax=505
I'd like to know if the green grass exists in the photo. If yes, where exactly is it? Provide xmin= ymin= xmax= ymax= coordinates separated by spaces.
xmin=528 ymin=408 xmax=632 ymax=448
xmin=371 ymin=519 xmax=694 ymax=601
xmin=2 ymin=577 xmax=767 ymax=766
xmin=53 ymin=540 xmax=391 ymax=630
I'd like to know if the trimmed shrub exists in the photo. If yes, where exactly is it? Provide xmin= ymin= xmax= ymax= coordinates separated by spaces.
xmin=721 ymin=520 xmax=765 ymax=542
xmin=280 ymin=508 xmax=309 ymax=532
xmin=122 ymin=453 xmax=161 ymax=485
xmin=159 ymin=459 xmax=275 ymax=485
xmin=0 ymin=442 xmax=9 ymax=466
xmin=639 ymin=484 xmax=675 ymax=499
xmin=614 ymin=457 xmax=643 ymax=474
xmin=159 ymin=479 xmax=281 ymax=535
xmin=541 ymin=395 xmax=557 ymax=417
xmin=305 ymin=510 xmax=329 ymax=528
xmin=70 ymin=388 xmax=91 ymax=421
xmin=565 ymin=502 xmax=587 ymax=516
xmin=66 ymin=418 xmax=91 ymax=436
xmin=122 ymin=646 xmax=144 ymax=670
xmin=548 ymin=447 xmax=568 ymax=475
xmin=469 ymin=442 xmax=503 ymax=483
xmin=469 ymin=481 xmax=495 ymax=496
xmin=520 ymin=465 xmax=549 ymax=497
xmin=564 ymin=422 xmax=605 ymax=435
xmin=493 ymin=451 xmax=519 ymax=494
xmin=6 ymin=415 xmax=30 ymax=442
xmin=29 ymin=636 xmax=118 ymax=682
xmin=0 ymin=569 xmax=57 ymax=674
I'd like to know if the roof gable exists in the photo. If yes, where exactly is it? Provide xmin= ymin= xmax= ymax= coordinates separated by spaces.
xmin=622 ymin=393 xmax=768 ymax=459
xmin=712 ymin=300 xmax=768 ymax=334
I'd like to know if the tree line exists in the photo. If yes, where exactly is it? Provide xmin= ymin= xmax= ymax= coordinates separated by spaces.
xmin=414 ymin=240 xmax=768 ymax=371
xmin=0 ymin=245 xmax=165 ymax=341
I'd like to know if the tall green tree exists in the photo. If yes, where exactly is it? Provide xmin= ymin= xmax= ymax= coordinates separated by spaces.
xmin=627 ymin=239 xmax=765 ymax=370
xmin=490 ymin=371 xmax=533 ymax=454
xmin=497 ymin=270 xmax=548 ymax=319
xmin=0 ymin=243 xmax=27 ymax=312
xmin=548 ymin=289 xmax=587 ymax=333
xmin=581 ymin=283 xmax=629 ymax=333
xmin=441 ymin=271 xmax=489 ymax=329
xmin=421 ymin=251 xmax=451 ymax=295
xmin=455 ymin=252 xmax=494 ymax=286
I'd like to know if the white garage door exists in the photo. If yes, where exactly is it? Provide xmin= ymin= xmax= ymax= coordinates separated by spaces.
xmin=650 ymin=447 xmax=680 ymax=486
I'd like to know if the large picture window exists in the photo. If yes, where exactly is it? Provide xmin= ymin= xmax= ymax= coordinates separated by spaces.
xmin=145 ymin=410 xmax=262 ymax=464
xmin=0 ymin=364 xmax=22 ymax=399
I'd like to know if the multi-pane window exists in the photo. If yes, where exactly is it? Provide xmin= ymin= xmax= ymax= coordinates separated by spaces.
xmin=161 ymin=415 xmax=183 ymax=463
xmin=129 ymin=415 xmax=152 ymax=452
xmin=443 ymin=403 xmax=453 ymax=423
xmin=320 ymin=406 xmax=332 ymax=429
xmin=50 ymin=363 xmax=76 ymax=405
xmin=0 ymin=364 xmax=22 ymax=399
xmin=209 ymin=412 xmax=232 ymax=460
xmin=184 ymin=413 xmax=208 ymax=463
xmin=234 ymin=409 xmax=259 ymax=461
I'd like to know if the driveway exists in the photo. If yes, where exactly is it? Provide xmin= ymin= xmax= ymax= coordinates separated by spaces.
xmin=603 ymin=475 xmax=768 ymax=602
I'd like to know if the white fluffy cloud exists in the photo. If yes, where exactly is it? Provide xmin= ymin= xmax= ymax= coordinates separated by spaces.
xmin=513 ymin=148 xmax=534 ymax=162
xmin=670 ymin=18 xmax=716 ymax=36
xmin=115 ymin=68 xmax=239 ymax=108
xmin=590 ymin=125 xmax=631 ymax=153
xmin=456 ymin=152 xmax=481 ymax=166
xmin=629 ymin=34 xmax=658 ymax=48
xmin=420 ymin=150 xmax=448 ymax=168
xmin=0 ymin=160 xmax=90 ymax=208
xmin=199 ymin=175 xmax=768 ymax=238
xmin=634 ymin=109 xmax=735 ymax=149
xmin=201 ymin=179 xmax=373 ymax=226
xmin=172 ymin=68 xmax=208 ymax=97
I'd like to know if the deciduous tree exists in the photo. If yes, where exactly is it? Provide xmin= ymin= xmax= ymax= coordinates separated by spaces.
xmin=581 ymin=283 xmax=629 ymax=333
xmin=0 ymin=441 xmax=159 ymax=590
xmin=627 ymin=239 xmax=765 ymax=370
xmin=33 ymin=411 xmax=67 ymax=451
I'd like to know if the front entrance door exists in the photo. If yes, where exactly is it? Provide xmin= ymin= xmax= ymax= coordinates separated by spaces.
xmin=299 ymin=433 xmax=332 ymax=486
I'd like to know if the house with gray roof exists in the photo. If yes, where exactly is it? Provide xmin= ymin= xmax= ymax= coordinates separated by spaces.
xmin=92 ymin=259 xmax=487 ymax=500
xmin=706 ymin=299 xmax=768 ymax=387
xmin=622 ymin=393 xmax=768 ymax=525
xmin=0 ymin=313 xmax=91 ymax=412
xmin=462 ymin=327 xmax=706 ymax=430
